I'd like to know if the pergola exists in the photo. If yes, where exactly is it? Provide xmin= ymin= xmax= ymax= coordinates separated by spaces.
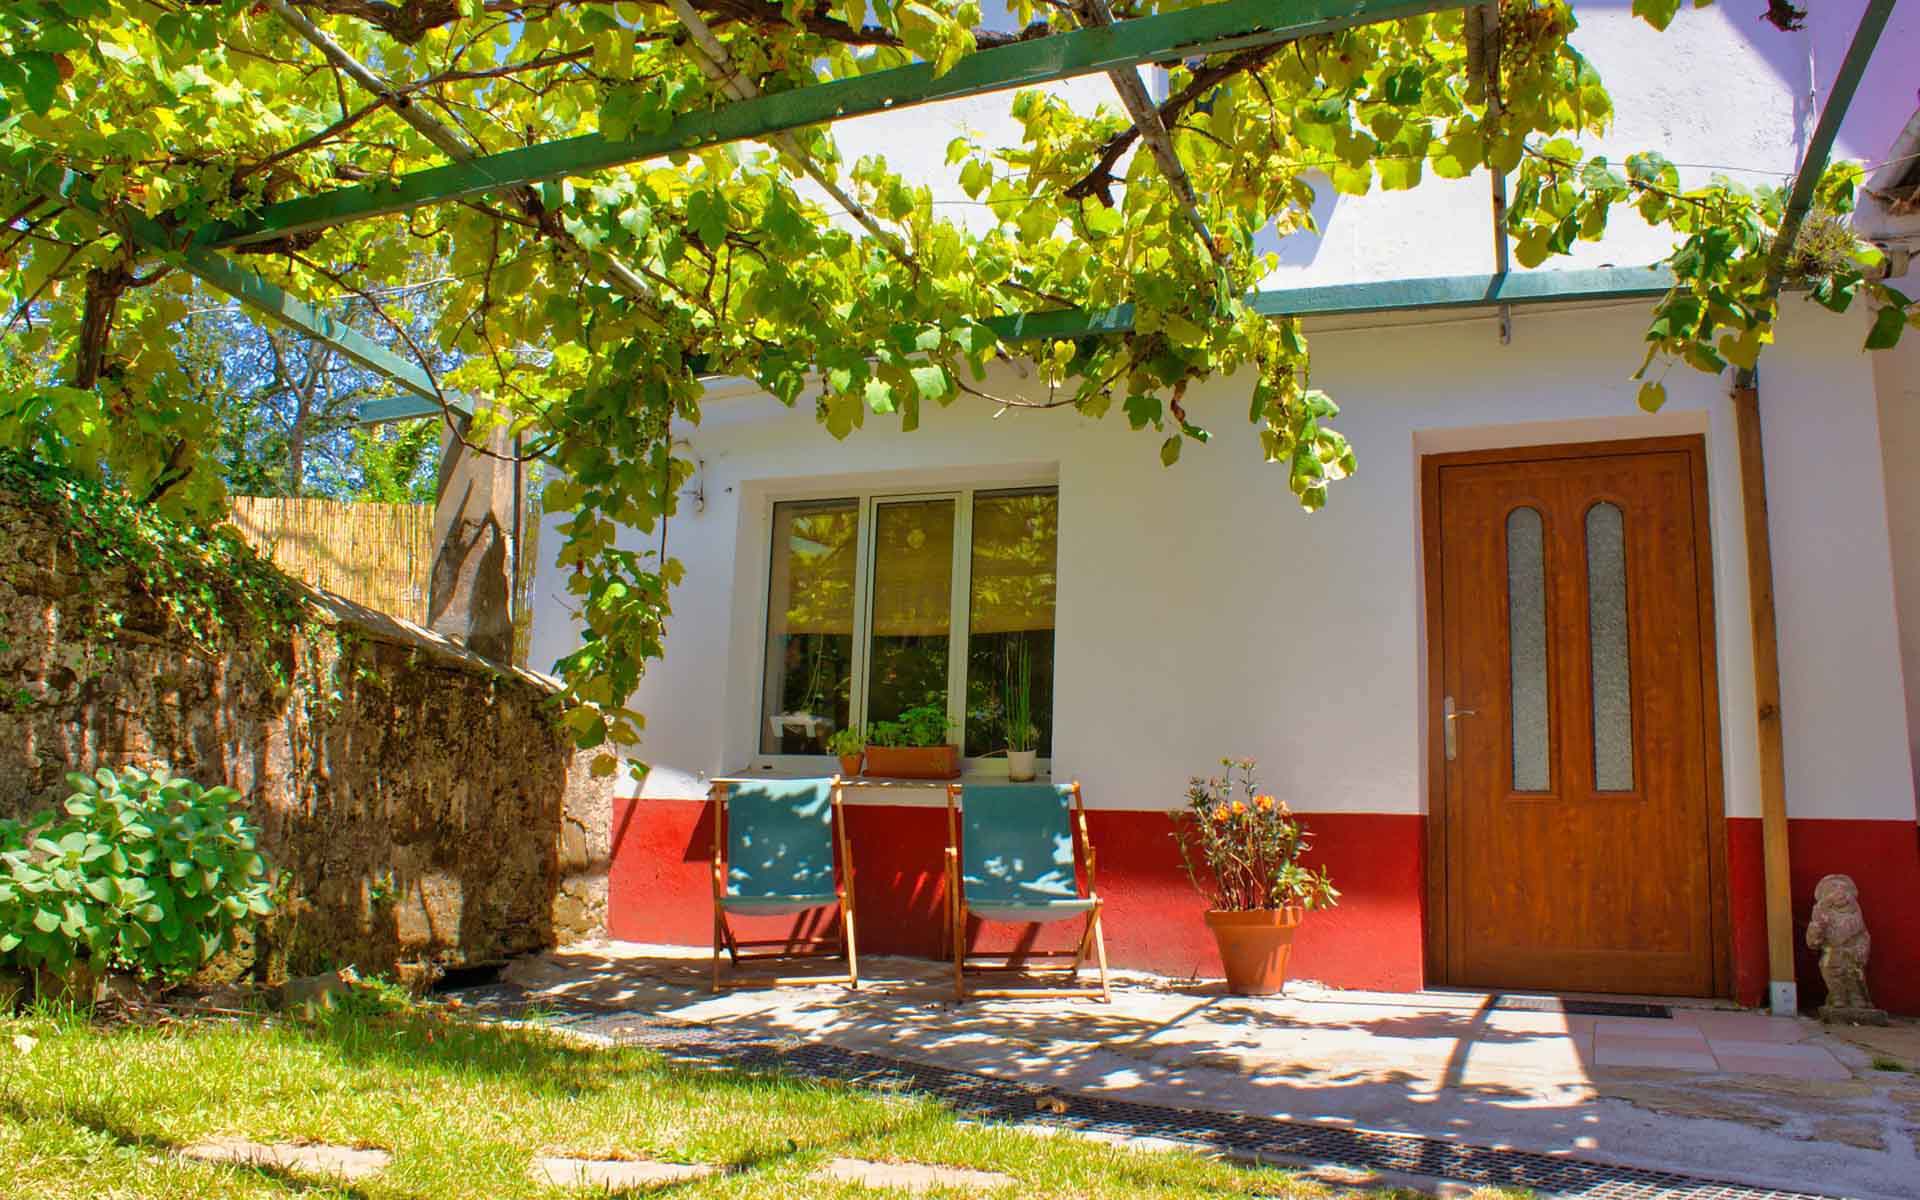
xmin=3 ymin=0 xmax=1888 ymax=425
xmin=2 ymin=0 xmax=1899 ymax=1015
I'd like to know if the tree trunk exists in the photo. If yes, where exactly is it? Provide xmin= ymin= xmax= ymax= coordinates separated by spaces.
xmin=72 ymin=265 xmax=131 ymax=390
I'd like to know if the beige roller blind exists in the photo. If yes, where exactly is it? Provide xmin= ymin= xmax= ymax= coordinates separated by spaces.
xmin=773 ymin=501 xmax=858 ymax=635
xmin=969 ymin=489 xmax=1057 ymax=634
xmin=871 ymin=499 xmax=955 ymax=638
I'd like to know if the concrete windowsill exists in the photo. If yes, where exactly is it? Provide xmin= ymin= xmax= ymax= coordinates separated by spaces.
xmin=709 ymin=768 xmax=1054 ymax=808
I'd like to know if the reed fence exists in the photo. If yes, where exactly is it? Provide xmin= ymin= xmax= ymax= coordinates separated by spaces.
xmin=229 ymin=496 xmax=433 ymax=623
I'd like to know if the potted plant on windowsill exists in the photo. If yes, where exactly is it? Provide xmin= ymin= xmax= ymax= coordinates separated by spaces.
xmin=825 ymin=726 xmax=865 ymax=779
xmin=863 ymin=696 xmax=960 ymax=780
xmin=1002 ymin=637 xmax=1039 ymax=782
xmin=1171 ymin=758 xmax=1339 ymax=996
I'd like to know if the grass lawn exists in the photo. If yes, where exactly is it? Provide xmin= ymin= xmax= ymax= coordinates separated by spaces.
xmin=0 ymin=998 xmax=1466 ymax=1199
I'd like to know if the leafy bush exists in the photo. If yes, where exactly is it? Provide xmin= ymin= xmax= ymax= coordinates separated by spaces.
xmin=867 ymin=695 xmax=955 ymax=748
xmin=1171 ymin=758 xmax=1339 ymax=913
xmin=0 ymin=766 xmax=276 ymax=982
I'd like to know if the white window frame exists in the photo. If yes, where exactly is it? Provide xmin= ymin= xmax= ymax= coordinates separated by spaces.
xmin=753 ymin=480 xmax=1057 ymax=776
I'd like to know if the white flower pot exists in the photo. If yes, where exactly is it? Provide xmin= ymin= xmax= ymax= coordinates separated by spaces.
xmin=1007 ymin=749 xmax=1039 ymax=782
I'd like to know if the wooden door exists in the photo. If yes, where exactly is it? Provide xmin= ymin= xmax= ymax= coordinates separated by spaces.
xmin=1428 ymin=440 xmax=1724 ymax=996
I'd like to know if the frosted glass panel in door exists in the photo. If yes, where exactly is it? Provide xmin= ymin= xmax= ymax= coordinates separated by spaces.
xmin=1587 ymin=502 xmax=1635 ymax=791
xmin=1507 ymin=506 xmax=1549 ymax=792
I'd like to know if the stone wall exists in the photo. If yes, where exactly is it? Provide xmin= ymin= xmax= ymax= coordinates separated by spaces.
xmin=0 ymin=468 xmax=610 ymax=982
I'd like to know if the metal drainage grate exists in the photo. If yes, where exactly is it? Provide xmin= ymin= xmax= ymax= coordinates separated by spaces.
xmin=453 ymin=987 xmax=1831 ymax=1200
xmin=1493 ymin=996 xmax=1674 ymax=1020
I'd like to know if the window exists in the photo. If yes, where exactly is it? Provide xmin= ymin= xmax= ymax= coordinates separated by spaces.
xmin=760 ymin=499 xmax=858 ymax=755
xmin=759 ymin=485 xmax=1058 ymax=762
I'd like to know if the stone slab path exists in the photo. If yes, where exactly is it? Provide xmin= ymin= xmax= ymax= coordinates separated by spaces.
xmin=530 ymin=1155 xmax=718 ymax=1189
xmin=179 ymin=1137 xmax=391 ymax=1180
xmin=814 ymin=1156 xmax=1012 ymax=1192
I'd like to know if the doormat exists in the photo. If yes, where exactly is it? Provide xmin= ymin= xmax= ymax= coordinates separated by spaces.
xmin=1494 ymin=995 xmax=1673 ymax=1019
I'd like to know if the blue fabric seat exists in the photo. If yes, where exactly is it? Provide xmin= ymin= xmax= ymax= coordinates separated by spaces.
xmin=711 ymin=777 xmax=858 ymax=990
xmin=958 ymin=784 xmax=1098 ymax=923
xmin=719 ymin=779 xmax=840 ymax=915
xmin=946 ymin=781 xmax=1109 ymax=1001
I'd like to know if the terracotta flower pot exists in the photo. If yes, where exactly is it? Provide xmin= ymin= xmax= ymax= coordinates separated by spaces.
xmin=838 ymin=752 xmax=864 ymax=778
xmin=1204 ymin=906 xmax=1304 ymax=996
xmin=861 ymin=744 xmax=960 ymax=779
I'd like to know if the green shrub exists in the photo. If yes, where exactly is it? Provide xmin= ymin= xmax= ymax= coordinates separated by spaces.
xmin=0 ymin=766 xmax=276 ymax=982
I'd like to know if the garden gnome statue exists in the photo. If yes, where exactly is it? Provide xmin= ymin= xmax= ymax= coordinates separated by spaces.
xmin=1804 ymin=874 xmax=1887 ymax=1025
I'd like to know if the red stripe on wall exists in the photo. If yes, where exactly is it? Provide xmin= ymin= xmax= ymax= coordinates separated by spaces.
xmin=609 ymin=799 xmax=1426 ymax=992
xmin=1726 ymin=817 xmax=1920 ymax=1014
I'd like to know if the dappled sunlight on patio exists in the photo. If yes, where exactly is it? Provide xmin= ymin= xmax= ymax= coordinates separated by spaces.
xmin=491 ymin=940 xmax=1918 ymax=1200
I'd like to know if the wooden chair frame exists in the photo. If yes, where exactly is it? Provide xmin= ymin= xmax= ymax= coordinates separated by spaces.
xmin=944 ymin=780 xmax=1110 ymax=1002
xmin=710 ymin=776 xmax=859 ymax=992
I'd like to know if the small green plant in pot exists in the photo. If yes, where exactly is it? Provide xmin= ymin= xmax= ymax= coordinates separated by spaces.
xmin=1002 ymin=637 xmax=1039 ymax=781
xmin=825 ymin=726 xmax=867 ymax=778
xmin=865 ymin=695 xmax=961 ymax=779
xmin=1171 ymin=758 xmax=1338 ymax=996
xmin=0 ymin=766 xmax=277 ymax=1004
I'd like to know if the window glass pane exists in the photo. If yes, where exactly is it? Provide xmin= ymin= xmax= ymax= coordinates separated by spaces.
xmin=1507 ymin=506 xmax=1550 ymax=792
xmin=1587 ymin=502 xmax=1635 ymax=790
xmin=867 ymin=498 xmax=956 ymax=733
xmin=965 ymin=489 xmax=1058 ymax=758
xmin=760 ymin=499 xmax=858 ymax=755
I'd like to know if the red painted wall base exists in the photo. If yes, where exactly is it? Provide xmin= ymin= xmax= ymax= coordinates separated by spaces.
xmin=610 ymin=799 xmax=1920 ymax=1012
xmin=609 ymin=799 xmax=1426 ymax=992
xmin=1726 ymin=817 xmax=1920 ymax=1015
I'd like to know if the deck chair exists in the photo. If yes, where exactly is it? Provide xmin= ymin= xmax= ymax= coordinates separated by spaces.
xmin=710 ymin=776 xmax=858 ymax=991
xmin=944 ymin=781 xmax=1109 ymax=1002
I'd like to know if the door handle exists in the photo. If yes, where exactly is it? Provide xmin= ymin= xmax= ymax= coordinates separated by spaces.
xmin=1444 ymin=696 xmax=1478 ymax=762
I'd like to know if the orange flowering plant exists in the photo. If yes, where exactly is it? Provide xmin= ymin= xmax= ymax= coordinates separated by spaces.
xmin=1172 ymin=758 xmax=1339 ymax=913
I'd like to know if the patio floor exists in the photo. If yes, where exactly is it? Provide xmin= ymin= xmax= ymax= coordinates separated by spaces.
xmin=494 ymin=941 xmax=1920 ymax=1199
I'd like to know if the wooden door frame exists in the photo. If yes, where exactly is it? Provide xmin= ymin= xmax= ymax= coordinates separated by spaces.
xmin=1419 ymin=434 xmax=1731 ymax=997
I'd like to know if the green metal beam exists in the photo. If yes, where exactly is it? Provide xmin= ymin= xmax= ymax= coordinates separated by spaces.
xmin=984 ymin=265 xmax=1677 ymax=341
xmin=5 ymin=159 xmax=457 ymax=415
xmin=1761 ymin=0 xmax=1894 ymax=293
xmin=349 ymin=266 xmax=1677 ymax=423
xmin=200 ymin=0 xmax=1454 ymax=249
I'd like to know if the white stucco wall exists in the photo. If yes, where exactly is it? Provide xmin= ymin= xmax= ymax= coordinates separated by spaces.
xmin=527 ymin=298 xmax=1916 ymax=826
xmin=1874 ymin=331 xmax=1920 ymax=815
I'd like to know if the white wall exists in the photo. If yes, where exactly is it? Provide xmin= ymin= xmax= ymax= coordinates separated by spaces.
xmin=1874 ymin=331 xmax=1920 ymax=816
xmin=528 ymin=298 xmax=1916 ymax=826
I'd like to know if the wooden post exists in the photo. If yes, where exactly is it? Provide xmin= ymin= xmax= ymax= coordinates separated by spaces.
xmin=1732 ymin=378 xmax=1798 ymax=1015
xmin=428 ymin=408 xmax=517 ymax=663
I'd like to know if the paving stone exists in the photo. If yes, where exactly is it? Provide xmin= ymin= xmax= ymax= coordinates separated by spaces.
xmin=1808 ymin=1118 xmax=1886 ymax=1152
xmin=179 ymin=1137 xmax=391 ymax=1180
xmin=1597 ymin=1083 xmax=1787 ymax=1128
xmin=1592 ymin=1043 xmax=1719 ymax=1072
xmin=530 ymin=1155 xmax=718 ymax=1190
xmin=816 ymin=1156 xmax=1013 ymax=1193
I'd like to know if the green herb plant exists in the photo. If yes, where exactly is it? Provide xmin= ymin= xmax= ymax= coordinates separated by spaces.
xmin=0 ymin=766 xmax=277 ymax=983
xmin=824 ymin=726 xmax=867 ymax=757
xmin=867 ymin=695 xmax=956 ymax=749
xmin=1002 ymin=637 xmax=1038 ymax=754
